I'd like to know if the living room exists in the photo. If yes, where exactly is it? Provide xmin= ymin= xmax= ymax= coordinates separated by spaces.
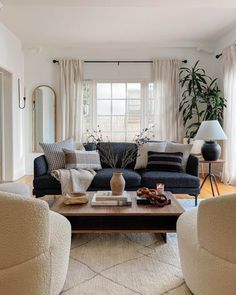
xmin=0 ymin=1 xmax=236 ymax=294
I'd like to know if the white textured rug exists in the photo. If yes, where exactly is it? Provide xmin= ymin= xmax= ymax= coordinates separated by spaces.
xmin=60 ymin=199 xmax=198 ymax=295
xmin=61 ymin=233 xmax=192 ymax=295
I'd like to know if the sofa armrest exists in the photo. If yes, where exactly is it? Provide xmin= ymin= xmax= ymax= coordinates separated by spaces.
xmin=186 ymin=155 xmax=199 ymax=177
xmin=49 ymin=211 xmax=71 ymax=294
xmin=197 ymin=194 xmax=236 ymax=263
xmin=34 ymin=155 xmax=48 ymax=177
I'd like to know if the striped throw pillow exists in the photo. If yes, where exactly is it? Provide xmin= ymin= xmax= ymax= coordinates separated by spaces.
xmin=39 ymin=138 xmax=74 ymax=172
xmin=63 ymin=149 xmax=102 ymax=170
xmin=147 ymin=151 xmax=184 ymax=172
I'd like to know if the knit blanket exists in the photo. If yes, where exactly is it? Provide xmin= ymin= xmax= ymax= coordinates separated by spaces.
xmin=51 ymin=168 xmax=96 ymax=195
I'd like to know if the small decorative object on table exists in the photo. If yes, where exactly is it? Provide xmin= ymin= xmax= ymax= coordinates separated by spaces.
xmin=156 ymin=183 xmax=164 ymax=195
xmin=110 ymin=172 xmax=126 ymax=195
xmin=63 ymin=192 xmax=89 ymax=205
xmin=136 ymin=187 xmax=171 ymax=207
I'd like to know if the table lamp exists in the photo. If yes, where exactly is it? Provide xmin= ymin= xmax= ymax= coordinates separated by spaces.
xmin=194 ymin=120 xmax=227 ymax=161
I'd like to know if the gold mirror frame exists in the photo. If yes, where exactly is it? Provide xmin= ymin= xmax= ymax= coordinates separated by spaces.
xmin=32 ymin=85 xmax=56 ymax=152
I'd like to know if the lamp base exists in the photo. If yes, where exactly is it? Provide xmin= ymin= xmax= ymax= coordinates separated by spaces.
xmin=201 ymin=141 xmax=221 ymax=161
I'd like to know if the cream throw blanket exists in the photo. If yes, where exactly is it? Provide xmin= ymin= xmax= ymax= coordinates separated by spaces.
xmin=51 ymin=169 xmax=96 ymax=195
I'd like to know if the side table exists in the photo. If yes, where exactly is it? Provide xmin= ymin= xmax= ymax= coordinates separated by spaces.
xmin=200 ymin=159 xmax=224 ymax=196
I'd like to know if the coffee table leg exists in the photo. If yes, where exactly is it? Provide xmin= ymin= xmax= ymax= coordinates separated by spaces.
xmin=161 ymin=233 xmax=167 ymax=243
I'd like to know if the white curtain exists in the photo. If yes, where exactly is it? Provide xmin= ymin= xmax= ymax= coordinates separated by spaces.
xmin=153 ymin=59 xmax=182 ymax=142
xmin=58 ymin=59 xmax=83 ymax=142
xmin=222 ymin=45 xmax=236 ymax=184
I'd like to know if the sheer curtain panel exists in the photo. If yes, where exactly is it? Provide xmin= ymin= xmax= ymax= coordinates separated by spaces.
xmin=153 ymin=59 xmax=182 ymax=142
xmin=58 ymin=59 xmax=83 ymax=142
xmin=222 ymin=45 xmax=236 ymax=184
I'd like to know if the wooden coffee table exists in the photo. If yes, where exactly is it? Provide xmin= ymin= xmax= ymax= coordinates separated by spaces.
xmin=50 ymin=191 xmax=184 ymax=242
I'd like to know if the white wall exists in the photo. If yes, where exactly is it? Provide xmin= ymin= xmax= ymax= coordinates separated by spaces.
xmin=24 ymin=46 xmax=218 ymax=174
xmin=0 ymin=23 xmax=25 ymax=181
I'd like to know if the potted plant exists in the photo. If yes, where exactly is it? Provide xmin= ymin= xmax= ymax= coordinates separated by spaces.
xmin=179 ymin=60 xmax=226 ymax=140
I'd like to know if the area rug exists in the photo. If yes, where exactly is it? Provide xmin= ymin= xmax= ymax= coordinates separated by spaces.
xmin=60 ymin=199 xmax=199 ymax=295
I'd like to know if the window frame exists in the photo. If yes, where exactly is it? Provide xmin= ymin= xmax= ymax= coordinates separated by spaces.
xmin=83 ymin=79 xmax=153 ymax=142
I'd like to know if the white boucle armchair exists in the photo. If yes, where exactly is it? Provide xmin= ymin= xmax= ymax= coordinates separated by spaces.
xmin=0 ymin=184 xmax=71 ymax=295
xmin=177 ymin=194 xmax=236 ymax=295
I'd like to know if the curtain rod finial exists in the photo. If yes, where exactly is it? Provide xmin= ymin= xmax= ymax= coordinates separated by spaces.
xmin=216 ymin=53 xmax=222 ymax=59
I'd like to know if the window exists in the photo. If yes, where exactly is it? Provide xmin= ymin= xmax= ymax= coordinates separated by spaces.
xmin=83 ymin=81 xmax=154 ymax=142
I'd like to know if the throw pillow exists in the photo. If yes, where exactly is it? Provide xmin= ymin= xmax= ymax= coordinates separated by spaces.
xmin=63 ymin=149 xmax=102 ymax=170
xmin=134 ymin=142 xmax=167 ymax=169
xmin=147 ymin=151 xmax=184 ymax=172
xmin=74 ymin=142 xmax=85 ymax=151
xmin=40 ymin=138 xmax=74 ymax=172
xmin=165 ymin=142 xmax=193 ymax=170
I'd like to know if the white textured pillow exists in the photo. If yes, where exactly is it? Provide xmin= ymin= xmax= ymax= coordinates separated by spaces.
xmin=165 ymin=142 xmax=193 ymax=170
xmin=63 ymin=149 xmax=102 ymax=170
xmin=39 ymin=138 xmax=74 ymax=172
xmin=134 ymin=142 xmax=167 ymax=169
xmin=74 ymin=142 xmax=85 ymax=151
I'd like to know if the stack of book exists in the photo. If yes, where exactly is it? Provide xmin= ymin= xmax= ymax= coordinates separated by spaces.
xmin=91 ymin=191 xmax=132 ymax=207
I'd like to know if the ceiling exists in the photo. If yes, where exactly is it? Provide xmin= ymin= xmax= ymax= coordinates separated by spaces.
xmin=0 ymin=0 xmax=236 ymax=48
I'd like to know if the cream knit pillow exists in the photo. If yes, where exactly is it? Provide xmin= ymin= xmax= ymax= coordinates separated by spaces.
xmin=165 ymin=142 xmax=193 ymax=170
xmin=134 ymin=142 xmax=167 ymax=169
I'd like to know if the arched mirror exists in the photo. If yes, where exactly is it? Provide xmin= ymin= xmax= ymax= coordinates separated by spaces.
xmin=32 ymin=85 xmax=56 ymax=152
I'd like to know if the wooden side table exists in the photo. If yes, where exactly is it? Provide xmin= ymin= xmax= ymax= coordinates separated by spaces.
xmin=200 ymin=159 xmax=224 ymax=196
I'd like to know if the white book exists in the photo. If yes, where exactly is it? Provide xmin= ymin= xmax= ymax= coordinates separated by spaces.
xmin=95 ymin=191 xmax=128 ymax=201
xmin=91 ymin=193 xmax=132 ymax=206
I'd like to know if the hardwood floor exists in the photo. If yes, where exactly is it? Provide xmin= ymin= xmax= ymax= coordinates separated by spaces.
xmin=14 ymin=175 xmax=236 ymax=199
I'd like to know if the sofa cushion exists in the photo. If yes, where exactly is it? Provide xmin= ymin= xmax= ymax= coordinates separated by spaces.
xmin=90 ymin=168 xmax=141 ymax=189
xmin=147 ymin=151 xmax=184 ymax=172
xmin=165 ymin=142 xmax=193 ymax=171
xmin=84 ymin=142 xmax=97 ymax=151
xmin=63 ymin=149 xmax=102 ymax=170
xmin=139 ymin=170 xmax=200 ymax=188
xmin=39 ymin=138 xmax=74 ymax=172
xmin=97 ymin=142 xmax=138 ymax=169
xmin=33 ymin=175 xmax=61 ymax=190
xmin=134 ymin=142 xmax=167 ymax=169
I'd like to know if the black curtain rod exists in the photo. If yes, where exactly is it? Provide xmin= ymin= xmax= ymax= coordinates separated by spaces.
xmin=216 ymin=44 xmax=236 ymax=59
xmin=53 ymin=59 xmax=187 ymax=64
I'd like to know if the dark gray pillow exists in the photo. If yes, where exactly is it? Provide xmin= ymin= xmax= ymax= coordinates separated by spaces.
xmin=40 ymin=138 xmax=74 ymax=172
xmin=147 ymin=151 xmax=184 ymax=172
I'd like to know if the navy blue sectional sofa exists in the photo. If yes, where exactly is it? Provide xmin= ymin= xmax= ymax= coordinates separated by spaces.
xmin=33 ymin=142 xmax=200 ymax=205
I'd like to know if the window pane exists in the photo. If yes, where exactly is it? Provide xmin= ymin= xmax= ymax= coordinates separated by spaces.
xmin=97 ymin=116 xmax=111 ymax=131
xmin=111 ymin=133 xmax=126 ymax=142
xmin=112 ymin=116 xmax=125 ymax=132
xmin=127 ymin=83 xmax=141 ymax=98
xmin=97 ymin=100 xmax=111 ymax=115
xmin=97 ymin=83 xmax=111 ymax=99
xmin=127 ymin=132 xmax=138 ymax=142
xmin=127 ymin=116 xmax=141 ymax=131
xmin=112 ymin=100 xmax=126 ymax=115
xmin=102 ymin=132 xmax=112 ymax=141
xmin=127 ymin=100 xmax=141 ymax=116
xmin=112 ymin=83 xmax=126 ymax=99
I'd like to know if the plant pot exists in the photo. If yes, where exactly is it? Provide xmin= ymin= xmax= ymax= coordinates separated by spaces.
xmin=110 ymin=172 xmax=125 ymax=195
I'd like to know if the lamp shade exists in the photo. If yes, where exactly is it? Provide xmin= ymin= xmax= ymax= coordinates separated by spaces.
xmin=195 ymin=120 xmax=227 ymax=141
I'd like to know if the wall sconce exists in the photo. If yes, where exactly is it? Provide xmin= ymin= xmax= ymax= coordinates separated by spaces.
xmin=18 ymin=78 xmax=26 ymax=109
